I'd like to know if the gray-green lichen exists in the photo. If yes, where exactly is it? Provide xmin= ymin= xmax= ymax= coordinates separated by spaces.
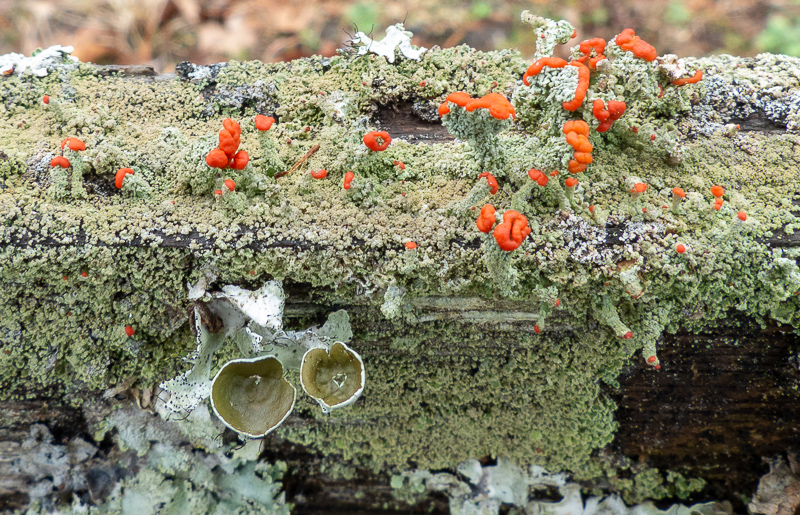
xmin=1 ymin=18 xmax=799 ymax=509
xmin=392 ymin=457 xmax=717 ymax=514
xmin=13 ymin=404 xmax=290 ymax=514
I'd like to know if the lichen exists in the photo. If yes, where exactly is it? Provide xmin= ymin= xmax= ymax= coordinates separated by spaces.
xmin=13 ymin=404 xmax=290 ymax=514
xmin=391 ymin=457 xmax=711 ymax=514
xmin=1 ymin=14 xmax=799 ymax=508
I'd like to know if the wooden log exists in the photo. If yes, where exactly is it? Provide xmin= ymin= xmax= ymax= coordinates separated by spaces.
xmin=1 ymin=25 xmax=799 ymax=512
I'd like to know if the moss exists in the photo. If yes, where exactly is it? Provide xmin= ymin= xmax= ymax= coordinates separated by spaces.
xmin=277 ymin=315 xmax=623 ymax=476
xmin=0 ymin=246 xmax=192 ymax=394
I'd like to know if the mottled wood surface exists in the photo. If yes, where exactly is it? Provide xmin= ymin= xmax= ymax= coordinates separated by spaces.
xmin=612 ymin=319 xmax=800 ymax=501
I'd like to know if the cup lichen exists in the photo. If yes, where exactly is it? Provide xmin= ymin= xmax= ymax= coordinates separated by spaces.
xmin=300 ymin=341 xmax=365 ymax=413
xmin=210 ymin=354 xmax=296 ymax=438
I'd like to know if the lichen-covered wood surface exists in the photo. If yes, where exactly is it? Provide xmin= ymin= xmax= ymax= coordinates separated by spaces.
xmin=1 ymin=21 xmax=799 ymax=514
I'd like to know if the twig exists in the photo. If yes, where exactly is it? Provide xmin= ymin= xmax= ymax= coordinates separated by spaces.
xmin=274 ymin=144 xmax=320 ymax=178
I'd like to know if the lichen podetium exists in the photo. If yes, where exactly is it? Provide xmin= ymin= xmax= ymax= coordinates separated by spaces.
xmin=1 ymin=15 xmax=799 ymax=504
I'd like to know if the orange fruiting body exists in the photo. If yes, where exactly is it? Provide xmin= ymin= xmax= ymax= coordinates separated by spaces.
xmin=115 ymin=168 xmax=134 ymax=189
xmin=61 ymin=138 xmax=86 ymax=151
xmin=478 ymin=172 xmax=499 ymax=195
xmin=405 ymin=242 xmax=417 ymax=249
xmin=363 ymin=131 xmax=391 ymax=151
xmin=493 ymin=210 xmax=531 ymax=251
xmin=615 ymin=28 xmax=657 ymax=61
xmin=224 ymin=179 xmax=236 ymax=191
xmin=528 ymin=168 xmax=549 ymax=187
xmin=445 ymin=92 xmax=471 ymax=106
xmin=218 ymin=118 xmax=241 ymax=158
xmin=343 ymin=171 xmax=355 ymax=190
xmin=476 ymin=204 xmax=497 ymax=233
xmin=563 ymin=120 xmax=592 ymax=173
xmin=522 ymin=57 xmax=567 ymax=86
xmin=218 ymin=130 xmax=238 ymax=156
xmin=577 ymin=38 xmax=607 ymax=70
xmin=254 ymin=114 xmax=274 ymax=131
xmin=439 ymin=92 xmax=515 ymax=120
xmin=592 ymin=99 xmax=627 ymax=132
xmin=50 ymin=156 xmax=70 ymax=168
xmin=206 ymin=148 xmax=229 ymax=169
xmin=562 ymin=61 xmax=591 ymax=111
xmin=230 ymin=150 xmax=249 ymax=170
xmin=206 ymin=118 xmax=246 ymax=169
xmin=671 ymin=70 xmax=703 ymax=86
xmin=310 ymin=169 xmax=328 ymax=179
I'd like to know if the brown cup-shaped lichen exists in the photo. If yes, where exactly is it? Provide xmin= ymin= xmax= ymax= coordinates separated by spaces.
xmin=300 ymin=342 xmax=365 ymax=413
xmin=210 ymin=355 xmax=296 ymax=438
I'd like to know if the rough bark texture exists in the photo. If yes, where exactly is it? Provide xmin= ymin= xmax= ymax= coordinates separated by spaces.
xmin=1 ymin=29 xmax=800 ymax=514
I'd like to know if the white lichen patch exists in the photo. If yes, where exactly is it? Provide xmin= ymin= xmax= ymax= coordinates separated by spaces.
xmin=157 ymin=309 xmax=226 ymax=419
xmin=159 ymin=281 xmax=288 ymax=418
xmin=381 ymin=285 xmax=407 ymax=320
xmin=558 ymin=212 xmax=607 ymax=264
xmin=553 ymin=212 xmax=666 ymax=265
xmin=351 ymin=24 xmax=427 ymax=63
xmin=692 ymin=53 xmax=800 ymax=133
xmin=187 ymin=270 xmax=217 ymax=300
xmin=0 ymin=45 xmax=77 ymax=76
xmin=215 ymin=282 xmax=285 ymax=331
xmin=656 ymin=53 xmax=691 ymax=82
xmin=393 ymin=458 xmax=716 ymax=515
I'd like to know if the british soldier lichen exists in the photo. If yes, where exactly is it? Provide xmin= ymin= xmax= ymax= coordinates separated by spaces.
xmin=0 ymin=15 xmax=798 ymax=500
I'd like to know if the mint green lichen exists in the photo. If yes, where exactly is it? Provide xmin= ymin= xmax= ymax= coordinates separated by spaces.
xmin=440 ymin=104 xmax=514 ymax=175
xmin=63 ymin=148 xmax=87 ymax=198
xmin=521 ymin=11 xmax=575 ymax=60
xmin=120 ymin=171 xmax=152 ymax=198
xmin=46 ymin=164 xmax=70 ymax=199
xmin=255 ymin=128 xmax=284 ymax=178
xmin=392 ymin=457 xmax=707 ymax=513
xmin=89 ymin=406 xmax=290 ymax=515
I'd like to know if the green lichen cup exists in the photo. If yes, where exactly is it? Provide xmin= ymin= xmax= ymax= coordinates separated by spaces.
xmin=210 ymin=355 xmax=296 ymax=438
xmin=300 ymin=342 xmax=365 ymax=413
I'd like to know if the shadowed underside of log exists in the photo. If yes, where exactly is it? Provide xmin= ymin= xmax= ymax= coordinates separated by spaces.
xmin=0 ymin=302 xmax=798 ymax=513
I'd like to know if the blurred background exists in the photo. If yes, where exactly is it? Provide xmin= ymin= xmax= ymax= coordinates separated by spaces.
xmin=1 ymin=0 xmax=799 ymax=72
